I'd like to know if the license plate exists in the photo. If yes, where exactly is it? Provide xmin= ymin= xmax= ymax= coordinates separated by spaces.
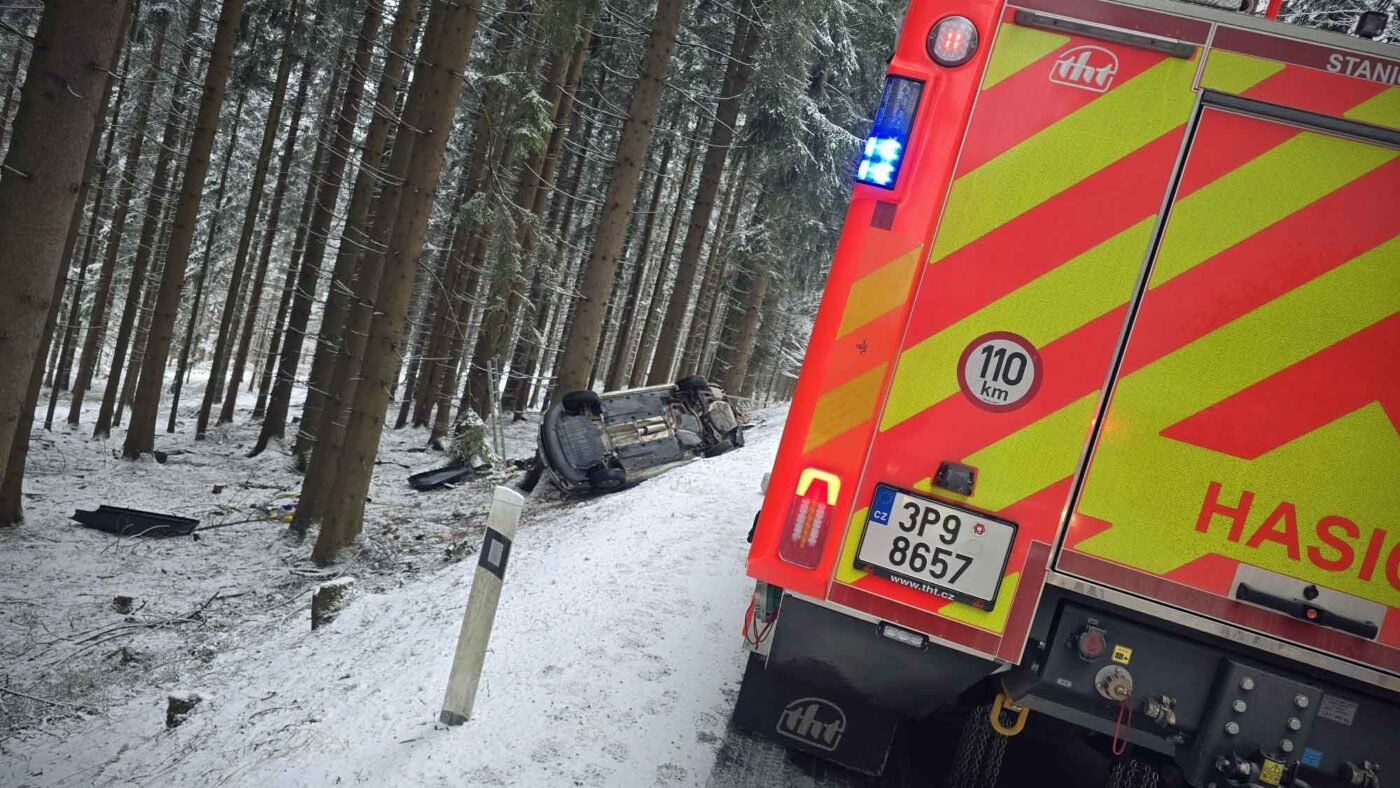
xmin=855 ymin=484 xmax=1017 ymax=608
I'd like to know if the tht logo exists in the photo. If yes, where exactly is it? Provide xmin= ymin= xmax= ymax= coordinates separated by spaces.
xmin=776 ymin=697 xmax=847 ymax=752
xmin=1050 ymin=45 xmax=1119 ymax=93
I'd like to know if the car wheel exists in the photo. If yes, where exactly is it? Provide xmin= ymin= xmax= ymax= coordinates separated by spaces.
xmin=562 ymin=390 xmax=601 ymax=415
xmin=587 ymin=466 xmax=627 ymax=492
xmin=675 ymin=374 xmax=709 ymax=393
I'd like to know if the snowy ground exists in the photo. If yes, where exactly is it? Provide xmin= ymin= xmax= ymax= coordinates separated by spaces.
xmin=1 ymin=372 xmax=789 ymax=786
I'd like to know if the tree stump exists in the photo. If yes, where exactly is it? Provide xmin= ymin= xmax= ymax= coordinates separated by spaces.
xmin=166 ymin=691 xmax=203 ymax=728
xmin=311 ymin=577 xmax=355 ymax=630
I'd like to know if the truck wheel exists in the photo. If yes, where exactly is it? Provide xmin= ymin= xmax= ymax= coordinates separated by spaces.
xmin=675 ymin=374 xmax=709 ymax=393
xmin=562 ymin=390 xmax=601 ymax=415
xmin=944 ymin=703 xmax=1007 ymax=788
xmin=1107 ymin=757 xmax=1161 ymax=788
xmin=587 ymin=466 xmax=626 ymax=493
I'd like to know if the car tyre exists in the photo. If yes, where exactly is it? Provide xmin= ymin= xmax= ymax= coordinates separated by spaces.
xmin=562 ymin=390 xmax=601 ymax=415
xmin=675 ymin=374 xmax=709 ymax=393
xmin=587 ymin=466 xmax=627 ymax=493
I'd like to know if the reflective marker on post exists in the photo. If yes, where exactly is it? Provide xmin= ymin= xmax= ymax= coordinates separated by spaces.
xmin=440 ymin=486 xmax=526 ymax=726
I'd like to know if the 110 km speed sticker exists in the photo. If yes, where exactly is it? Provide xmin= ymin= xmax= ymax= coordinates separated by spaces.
xmin=958 ymin=332 xmax=1042 ymax=412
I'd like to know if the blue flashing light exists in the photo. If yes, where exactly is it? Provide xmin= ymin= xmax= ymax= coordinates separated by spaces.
xmin=855 ymin=76 xmax=924 ymax=191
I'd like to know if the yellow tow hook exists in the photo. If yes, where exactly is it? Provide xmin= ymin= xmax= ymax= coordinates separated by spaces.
xmin=990 ymin=690 xmax=1029 ymax=737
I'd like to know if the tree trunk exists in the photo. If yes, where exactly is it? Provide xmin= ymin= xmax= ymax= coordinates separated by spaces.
xmin=291 ymin=13 xmax=428 ymax=532
xmin=604 ymin=134 xmax=673 ymax=390
xmin=42 ymin=25 xmax=135 ymax=431
xmin=1 ymin=7 xmax=133 ymax=522
xmin=114 ymin=240 xmax=167 ymax=427
xmin=501 ymin=17 xmax=595 ymax=413
xmin=646 ymin=3 xmax=760 ymax=384
xmin=123 ymin=0 xmax=246 ymax=457
xmin=410 ymin=168 xmax=474 ymax=428
xmin=0 ymin=0 xmax=129 ymax=486
xmin=311 ymin=0 xmax=485 ymax=562
xmin=683 ymin=159 xmax=748 ymax=374
xmin=252 ymin=89 xmax=332 ymax=422
xmin=218 ymin=54 xmax=317 ymax=424
xmin=440 ymin=0 xmax=552 ymax=430
xmin=287 ymin=0 xmax=419 ymax=465
xmin=629 ymin=117 xmax=701 ymax=387
xmin=194 ymin=0 xmax=302 ymax=439
xmin=107 ymin=0 xmax=209 ymax=434
xmin=96 ymin=15 xmax=203 ymax=438
xmin=551 ymin=0 xmax=685 ymax=402
xmin=67 ymin=10 xmax=171 ymax=427
xmin=249 ymin=2 xmax=380 ymax=456
xmin=717 ymin=262 xmax=770 ymax=393
xmin=0 ymin=43 xmax=22 ymax=151
xmin=168 ymin=88 xmax=246 ymax=432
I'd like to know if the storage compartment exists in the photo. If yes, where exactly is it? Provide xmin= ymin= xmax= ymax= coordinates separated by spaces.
xmin=1061 ymin=104 xmax=1400 ymax=676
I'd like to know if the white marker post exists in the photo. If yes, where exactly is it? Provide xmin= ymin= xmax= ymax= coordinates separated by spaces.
xmin=440 ymin=485 xmax=526 ymax=726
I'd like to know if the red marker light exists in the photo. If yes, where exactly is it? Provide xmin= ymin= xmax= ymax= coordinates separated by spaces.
xmin=928 ymin=16 xmax=979 ymax=67
xmin=779 ymin=469 xmax=841 ymax=569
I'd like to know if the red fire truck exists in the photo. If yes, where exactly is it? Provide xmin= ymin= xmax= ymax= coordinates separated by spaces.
xmin=733 ymin=0 xmax=1398 ymax=785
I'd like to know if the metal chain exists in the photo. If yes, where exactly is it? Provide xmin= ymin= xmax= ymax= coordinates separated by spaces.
xmin=1108 ymin=757 xmax=1162 ymax=788
xmin=946 ymin=703 xmax=1006 ymax=788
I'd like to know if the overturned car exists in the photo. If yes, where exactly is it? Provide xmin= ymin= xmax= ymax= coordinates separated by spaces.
xmin=538 ymin=376 xmax=745 ymax=494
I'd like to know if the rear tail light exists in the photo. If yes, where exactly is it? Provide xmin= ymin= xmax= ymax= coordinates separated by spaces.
xmin=778 ymin=468 xmax=842 ymax=568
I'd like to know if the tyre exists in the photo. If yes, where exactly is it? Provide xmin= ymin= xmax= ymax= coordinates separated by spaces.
xmin=561 ymin=390 xmax=601 ymax=415
xmin=587 ymin=465 xmax=627 ymax=493
xmin=675 ymin=374 xmax=709 ymax=392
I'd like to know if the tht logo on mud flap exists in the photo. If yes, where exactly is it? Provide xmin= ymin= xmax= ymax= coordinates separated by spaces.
xmin=1050 ymin=45 xmax=1119 ymax=92
xmin=777 ymin=697 xmax=847 ymax=751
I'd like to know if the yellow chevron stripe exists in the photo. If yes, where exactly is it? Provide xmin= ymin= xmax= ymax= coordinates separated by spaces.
xmin=980 ymin=24 xmax=1070 ymax=91
xmin=804 ymin=364 xmax=886 ymax=452
xmin=937 ymin=572 xmax=1019 ymax=633
xmin=1150 ymin=131 xmax=1396 ymax=287
xmin=836 ymin=507 xmax=870 ymax=583
xmin=1345 ymin=86 xmax=1400 ymax=131
xmin=966 ymin=396 xmax=1099 ymax=510
xmin=1077 ymin=236 xmax=1400 ymax=605
xmin=883 ymin=220 xmax=1154 ymax=431
xmin=882 ymin=119 xmax=1396 ymax=433
xmin=836 ymin=247 xmax=922 ymax=339
xmin=1199 ymin=50 xmax=1287 ymax=95
xmin=928 ymin=54 xmax=1201 ymax=263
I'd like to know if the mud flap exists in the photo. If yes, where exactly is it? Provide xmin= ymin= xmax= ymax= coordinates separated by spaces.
xmin=731 ymin=653 xmax=898 ymax=776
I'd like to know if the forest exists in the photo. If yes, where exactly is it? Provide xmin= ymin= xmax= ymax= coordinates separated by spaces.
xmin=0 ymin=0 xmax=904 ymax=563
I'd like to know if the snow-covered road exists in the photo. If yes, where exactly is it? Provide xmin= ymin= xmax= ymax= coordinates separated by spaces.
xmin=3 ymin=410 xmax=786 ymax=787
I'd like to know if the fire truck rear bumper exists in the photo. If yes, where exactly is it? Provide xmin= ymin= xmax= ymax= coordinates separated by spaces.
xmin=731 ymin=595 xmax=999 ymax=772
